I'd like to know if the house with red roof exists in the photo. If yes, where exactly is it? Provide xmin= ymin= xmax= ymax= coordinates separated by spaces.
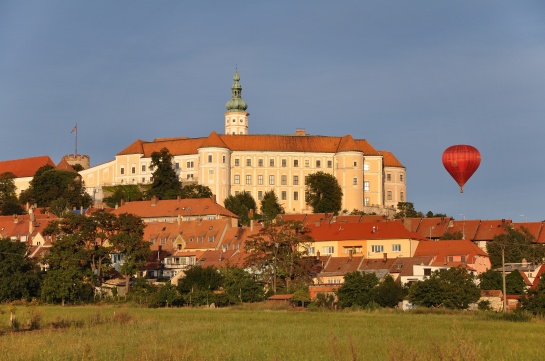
xmin=413 ymin=239 xmax=491 ymax=275
xmin=306 ymin=221 xmax=426 ymax=259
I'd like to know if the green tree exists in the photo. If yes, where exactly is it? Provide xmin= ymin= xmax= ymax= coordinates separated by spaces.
xmin=103 ymin=185 xmax=145 ymax=208
xmin=0 ymin=172 xmax=25 ymax=216
xmin=109 ymin=213 xmax=151 ymax=294
xmin=146 ymin=147 xmax=182 ymax=200
xmin=408 ymin=267 xmax=480 ymax=309
xmin=180 ymin=184 xmax=213 ymax=199
xmin=19 ymin=166 xmax=92 ymax=210
xmin=219 ymin=267 xmax=264 ymax=303
xmin=521 ymin=274 xmax=545 ymax=315
xmin=337 ymin=272 xmax=379 ymax=308
xmin=373 ymin=275 xmax=406 ymax=308
xmin=506 ymin=271 xmax=526 ymax=295
xmin=487 ymin=227 xmax=545 ymax=268
xmin=260 ymin=190 xmax=284 ymax=223
xmin=0 ymin=238 xmax=41 ymax=301
xmin=305 ymin=172 xmax=343 ymax=215
xmin=178 ymin=266 xmax=223 ymax=306
xmin=394 ymin=202 xmax=424 ymax=219
xmin=41 ymin=235 xmax=93 ymax=305
xmin=224 ymin=192 xmax=257 ymax=226
xmin=479 ymin=269 xmax=503 ymax=290
xmin=245 ymin=220 xmax=313 ymax=292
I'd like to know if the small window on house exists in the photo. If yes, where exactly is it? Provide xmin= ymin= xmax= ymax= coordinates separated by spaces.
xmin=353 ymin=177 xmax=357 ymax=186
xmin=258 ymin=191 xmax=263 ymax=200
xmin=120 ymin=167 xmax=125 ymax=175
xmin=364 ymin=163 xmax=370 ymax=171
xmin=316 ymin=160 xmax=321 ymax=168
xmin=281 ymin=191 xmax=287 ymax=200
xmin=305 ymin=159 xmax=310 ymax=167
xmin=281 ymin=175 xmax=287 ymax=185
xmin=293 ymin=175 xmax=299 ymax=185
xmin=270 ymin=159 xmax=275 ymax=167
xmin=234 ymin=159 xmax=240 ymax=166
xmin=387 ymin=174 xmax=391 ymax=181
xmin=294 ymin=191 xmax=299 ymax=201
xmin=364 ymin=181 xmax=370 ymax=191
xmin=269 ymin=175 xmax=275 ymax=185
xmin=142 ymin=164 xmax=146 ymax=172
xmin=387 ymin=191 xmax=392 ymax=201
xmin=258 ymin=159 xmax=264 ymax=167
xmin=294 ymin=159 xmax=299 ymax=167
xmin=371 ymin=245 xmax=384 ymax=253
xmin=282 ymin=159 xmax=287 ymax=167
xmin=246 ymin=158 xmax=252 ymax=167
xmin=353 ymin=161 xmax=357 ymax=167
xmin=392 ymin=244 xmax=401 ymax=252
xmin=424 ymin=268 xmax=432 ymax=276
xmin=246 ymin=175 xmax=252 ymax=185
xmin=208 ymin=155 xmax=212 ymax=163
xmin=222 ymin=155 xmax=226 ymax=163
xmin=258 ymin=175 xmax=263 ymax=185
xmin=327 ymin=160 xmax=332 ymax=168
xmin=400 ymin=174 xmax=404 ymax=182
xmin=234 ymin=175 xmax=240 ymax=184
xmin=400 ymin=191 xmax=404 ymax=201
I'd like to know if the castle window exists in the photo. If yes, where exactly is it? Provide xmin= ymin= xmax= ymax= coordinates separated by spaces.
xmin=387 ymin=190 xmax=392 ymax=200
xmin=294 ymin=191 xmax=299 ymax=201
xmin=353 ymin=177 xmax=357 ymax=186
xmin=208 ymin=155 xmax=212 ymax=163
xmin=400 ymin=174 xmax=404 ymax=182
xmin=293 ymin=176 xmax=299 ymax=185
xmin=234 ymin=175 xmax=240 ymax=184
xmin=187 ymin=161 xmax=194 ymax=169
xmin=240 ymin=119 xmax=243 ymax=123
xmin=246 ymin=175 xmax=252 ymax=185
xmin=258 ymin=159 xmax=264 ymax=167
xmin=270 ymin=159 xmax=275 ymax=167
xmin=353 ymin=161 xmax=357 ymax=167
xmin=132 ymin=166 xmax=136 ymax=174
xmin=120 ymin=167 xmax=125 ymax=175
xmin=142 ymin=178 xmax=145 ymax=183
xmin=364 ymin=197 xmax=370 ymax=206
xmin=364 ymin=163 xmax=370 ymax=171
xmin=327 ymin=160 xmax=332 ymax=168
xmin=281 ymin=191 xmax=287 ymax=200
xmin=305 ymin=159 xmax=310 ymax=167
xmin=222 ymin=155 xmax=226 ymax=163
xmin=387 ymin=174 xmax=391 ymax=181
xmin=142 ymin=165 xmax=146 ymax=172
xmin=400 ymin=191 xmax=404 ymax=201
xmin=246 ymin=159 xmax=251 ymax=167
xmin=281 ymin=175 xmax=287 ymax=185
xmin=234 ymin=158 xmax=240 ymax=166
xmin=294 ymin=159 xmax=299 ymax=167
xmin=282 ymin=159 xmax=287 ymax=167
xmin=258 ymin=191 xmax=263 ymax=200
xmin=364 ymin=181 xmax=370 ymax=191
xmin=232 ymin=119 xmax=235 ymax=123
xmin=269 ymin=175 xmax=275 ymax=185
xmin=316 ymin=160 xmax=321 ymax=168
xmin=258 ymin=175 xmax=263 ymax=185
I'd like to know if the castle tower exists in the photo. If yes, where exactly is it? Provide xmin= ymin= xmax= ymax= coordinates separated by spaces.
xmin=224 ymin=69 xmax=249 ymax=135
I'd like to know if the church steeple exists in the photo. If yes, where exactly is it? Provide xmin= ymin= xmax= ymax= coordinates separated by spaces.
xmin=224 ymin=69 xmax=249 ymax=135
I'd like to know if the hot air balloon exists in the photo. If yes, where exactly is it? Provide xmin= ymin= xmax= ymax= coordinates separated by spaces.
xmin=442 ymin=145 xmax=481 ymax=193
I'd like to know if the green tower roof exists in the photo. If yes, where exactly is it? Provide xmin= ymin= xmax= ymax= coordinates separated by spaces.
xmin=225 ymin=69 xmax=248 ymax=112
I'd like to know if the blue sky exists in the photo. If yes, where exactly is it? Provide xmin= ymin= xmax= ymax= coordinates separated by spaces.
xmin=1 ymin=1 xmax=544 ymax=221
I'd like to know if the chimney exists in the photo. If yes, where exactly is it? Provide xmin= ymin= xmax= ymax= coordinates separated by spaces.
xmin=178 ymin=214 xmax=182 ymax=225
xmin=295 ymin=129 xmax=306 ymax=136
xmin=120 ymin=199 xmax=125 ymax=207
xmin=151 ymin=196 xmax=158 ymax=206
xmin=316 ymin=251 xmax=320 ymax=258
xmin=383 ymin=252 xmax=387 ymax=262
xmin=349 ymin=249 xmax=353 ymax=260
xmin=250 ymin=219 xmax=254 ymax=231
xmin=177 ymin=195 xmax=181 ymax=202
xmin=212 ymin=194 xmax=217 ymax=203
xmin=13 ymin=214 xmax=18 ymax=224
xmin=157 ymin=245 xmax=162 ymax=261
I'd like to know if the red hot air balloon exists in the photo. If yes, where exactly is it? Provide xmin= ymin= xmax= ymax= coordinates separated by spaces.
xmin=442 ymin=145 xmax=481 ymax=193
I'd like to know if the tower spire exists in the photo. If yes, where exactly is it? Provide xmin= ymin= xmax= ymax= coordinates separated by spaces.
xmin=224 ymin=69 xmax=249 ymax=135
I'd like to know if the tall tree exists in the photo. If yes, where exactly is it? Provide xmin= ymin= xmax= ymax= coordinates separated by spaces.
xmin=521 ymin=274 xmax=545 ymax=315
xmin=109 ymin=213 xmax=151 ymax=294
xmin=19 ymin=166 xmax=92 ymax=210
xmin=337 ymin=271 xmax=379 ymax=308
xmin=0 ymin=238 xmax=41 ymax=301
xmin=146 ymin=147 xmax=182 ymax=200
xmin=305 ymin=172 xmax=343 ymax=215
xmin=41 ymin=234 xmax=93 ymax=305
xmin=180 ymin=184 xmax=213 ymax=199
xmin=487 ymin=227 xmax=545 ymax=268
xmin=260 ymin=190 xmax=284 ymax=223
xmin=0 ymin=172 xmax=25 ymax=215
xmin=219 ymin=267 xmax=264 ymax=303
xmin=373 ymin=275 xmax=406 ymax=308
xmin=408 ymin=267 xmax=480 ymax=309
xmin=224 ymin=192 xmax=257 ymax=226
xmin=244 ymin=220 xmax=313 ymax=292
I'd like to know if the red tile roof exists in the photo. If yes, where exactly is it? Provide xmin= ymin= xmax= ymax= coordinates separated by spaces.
xmin=115 ymin=133 xmax=399 ymax=163
xmin=474 ymin=220 xmax=511 ymax=241
xmin=111 ymin=198 xmax=237 ymax=219
xmin=415 ymin=217 xmax=452 ymax=239
xmin=379 ymin=150 xmax=404 ymax=168
xmin=0 ymin=156 xmax=55 ymax=178
xmin=308 ymin=221 xmax=425 ymax=241
xmin=413 ymin=239 xmax=488 ymax=267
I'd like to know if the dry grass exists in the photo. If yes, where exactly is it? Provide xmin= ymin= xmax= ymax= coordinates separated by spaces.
xmin=0 ymin=305 xmax=544 ymax=360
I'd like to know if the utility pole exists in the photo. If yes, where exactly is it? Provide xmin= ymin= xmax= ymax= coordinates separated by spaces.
xmin=502 ymin=246 xmax=507 ymax=313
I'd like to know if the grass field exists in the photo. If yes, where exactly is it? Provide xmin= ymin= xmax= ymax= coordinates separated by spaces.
xmin=1 ymin=304 xmax=544 ymax=361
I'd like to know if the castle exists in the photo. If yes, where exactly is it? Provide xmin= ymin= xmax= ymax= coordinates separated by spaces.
xmin=80 ymin=70 xmax=406 ymax=214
